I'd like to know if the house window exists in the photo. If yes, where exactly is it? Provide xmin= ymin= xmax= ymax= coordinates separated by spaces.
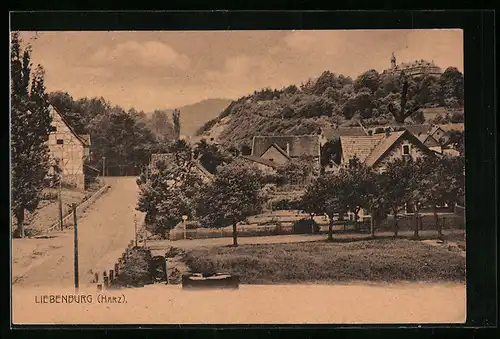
xmin=49 ymin=126 xmax=57 ymax=132
xmin=56 ymin=139 xmax=64 ymax=145
xmin=402 ymin=144 xmax=410 ymax=155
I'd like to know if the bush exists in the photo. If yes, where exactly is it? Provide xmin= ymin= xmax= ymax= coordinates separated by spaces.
xmin=114 ymin=247 xmax=154 ymax=287
xmin=165 ymin=246 xmax=183 ymax=258
xmin=292 ymin=218 xmax=320 ymax=234
xmin=183 ymin=221 xmax=200 ymax=230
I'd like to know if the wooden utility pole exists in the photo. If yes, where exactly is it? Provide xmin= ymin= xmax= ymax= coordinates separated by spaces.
xmin=72 ymin=203 xmax=79 ymax=290
xmin=58 ymin=175 xmax=63 ymax=231
xmin=102 ymin=156 xmax=106 ymax=177
xmin=134 ymin=214 xmax=138 ymax=247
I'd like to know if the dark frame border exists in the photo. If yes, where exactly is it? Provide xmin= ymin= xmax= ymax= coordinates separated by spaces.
xmin=5 ymin=9 xmax=497 ymax=335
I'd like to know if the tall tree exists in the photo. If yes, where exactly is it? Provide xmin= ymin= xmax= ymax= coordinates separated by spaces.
xmin=194 ymin=160 xmax=265 ymax=247
xmin=419 ymin=155 xmax=465 ymax=237
xmin=149 ymin=109 xmax=175 ymax=142
xmin=382 ymin=158 xmax=415 ymax=237
xmin=11 ymin=32 xmax=52 ymax=238
xmin=364 ymin=170 xmax=390 ymax=237
xmin=439 ymin=67 xmax=464 ymax=107
xmin=301 ymin=173 xmax=341 ymax=241
xmin=320 ymin=138 xmax=342 ymax=168
xmin=354 ymin=69 xmax=381 ymax=93
xmin=275 ymin=156 xmax=317 ymax=186
xmin=193 ymin=138 xmax=234 ymax=174
xmin=172 ymin=109 xmax=181 ymax=140
xmin=337 ymin=157 xmax=374 ymax=231
xmin=389 ymin=72 xmax=422 ymax=124
xmin=136 ymin=150 xmax=202 ymax=238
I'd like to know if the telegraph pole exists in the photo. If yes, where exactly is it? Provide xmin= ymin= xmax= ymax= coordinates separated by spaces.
xmin=102 ymin=156 xmax=106 ymax=177
xmin=134 ymin=213 xmax=138 ymax=247
xmin=72 ymin=203 xmax=79 ymax=290
xmin=58 ymin=174 xmax=63 ymax=231
xmin=182 ymin=215 xmax=188 ymax=240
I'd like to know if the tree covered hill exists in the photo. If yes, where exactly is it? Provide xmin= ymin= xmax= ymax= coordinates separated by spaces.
xmin=196 ymin=67 xmax=464 ymax=149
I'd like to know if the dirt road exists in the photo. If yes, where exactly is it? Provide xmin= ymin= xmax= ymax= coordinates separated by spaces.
xmin=12 ymin=177 xmax=144 ymax=288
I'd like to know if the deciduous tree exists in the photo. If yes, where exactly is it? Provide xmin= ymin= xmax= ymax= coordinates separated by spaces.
xmin=136 ymin=150 xmax=202 ymax=238
xmin=301 ymin=173 xmax=341 ymax=241
xmin=194 ymin=160 xmax=266 ymax=247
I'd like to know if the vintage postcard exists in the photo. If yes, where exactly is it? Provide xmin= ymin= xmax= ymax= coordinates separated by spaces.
xmin=11 ymin=29 xmax=466 ymax=325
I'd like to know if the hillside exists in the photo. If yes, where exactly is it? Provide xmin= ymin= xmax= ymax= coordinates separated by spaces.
xmin=196 ymin=67 xmax=464 ymax=148
xmin=157 ymin=98 xmax=232 ymax=137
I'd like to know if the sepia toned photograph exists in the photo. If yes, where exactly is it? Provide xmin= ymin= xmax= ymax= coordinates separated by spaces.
xmin=11 ymin=29 xmax=466 ymax=325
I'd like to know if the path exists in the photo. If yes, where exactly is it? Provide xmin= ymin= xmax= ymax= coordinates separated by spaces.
xmin=149 ymin=229 xmax=465 ymax=251
xmin=12 ymin=177 xmax=144 ymax=288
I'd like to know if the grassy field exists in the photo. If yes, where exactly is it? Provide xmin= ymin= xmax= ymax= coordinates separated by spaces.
xmin=182 ymin=239 xmax=465 ymax=284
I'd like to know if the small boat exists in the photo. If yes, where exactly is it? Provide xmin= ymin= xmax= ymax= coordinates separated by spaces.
xmin=182 ymin=273 xmax=239 ymax=289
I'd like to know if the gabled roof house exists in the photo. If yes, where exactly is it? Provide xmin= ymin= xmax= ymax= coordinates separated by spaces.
xmin=339 ymin=130 xmax=437 ymax=173
xmin=46 ymin=105 xmax=91 ymax=190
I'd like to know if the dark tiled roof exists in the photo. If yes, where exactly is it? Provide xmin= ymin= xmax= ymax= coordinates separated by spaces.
xmin=321 ymin=127 xmax=366 ymax=140
xmin=405 ymin=124 xmax=432 ymax=137
xmin=418 ymin=134 xmax=440 ymax=147
xmin=251 ymin=135 xmax=320 ymax=158
xmin=240 ymin=155 xmax=280 ymax=169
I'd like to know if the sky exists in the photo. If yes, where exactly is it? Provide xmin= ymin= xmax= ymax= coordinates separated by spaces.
xmin=19 ymin=30 xmax=463 ymax=112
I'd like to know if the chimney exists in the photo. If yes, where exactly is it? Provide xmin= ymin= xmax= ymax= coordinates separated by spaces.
xmin=385 ymin=127 xmax=391 ymax=137
xmin=286 ymin=142 xmax=290 ymax=156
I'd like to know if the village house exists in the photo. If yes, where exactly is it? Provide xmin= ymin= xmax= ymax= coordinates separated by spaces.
xmin=319 ymin=126 xmax=367 ymax=146
xmin=239 ymin=155 xmax=279 ymax=175
xmin=339 ymin=129 xmax=438 ymax=219
xmin=339 ymin=129 xmax=437 ymax=173
xmin=149 ymin=153 xmax=213 ymax=184
xmin=242 ymin=135 xmax=322 ymax=173
xmin=46 ymin=105 xmax=91 ymax=190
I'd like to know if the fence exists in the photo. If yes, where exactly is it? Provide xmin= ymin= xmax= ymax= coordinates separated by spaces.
xmin=93 ymin=240 xmax=137 ymax=290
xmin=169 ymin=224 xmax=296 ymax=241
xmin=46 ymin=184 xmax=110 ymax=232
xmin=376 ymin=213 xmax=465 ymax=231
xmin=168 ymin=213 xmax=465 ymax=241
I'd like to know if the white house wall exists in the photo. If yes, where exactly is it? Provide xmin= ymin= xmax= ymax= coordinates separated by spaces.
xmin=261 ymin=146 xmax=289 ymax=165
xmin=46 ymin=106 xmax=85 ymax=190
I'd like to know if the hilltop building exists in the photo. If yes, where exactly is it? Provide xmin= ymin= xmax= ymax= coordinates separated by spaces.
xmin=385 ymin=53 xmax=442 ymax=77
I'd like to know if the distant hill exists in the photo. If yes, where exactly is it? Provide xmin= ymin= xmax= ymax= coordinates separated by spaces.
xmin=157 ymin=98 xmax=232 ymax=137
xmin=196 ymin=66 xmax=464 ymax=149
